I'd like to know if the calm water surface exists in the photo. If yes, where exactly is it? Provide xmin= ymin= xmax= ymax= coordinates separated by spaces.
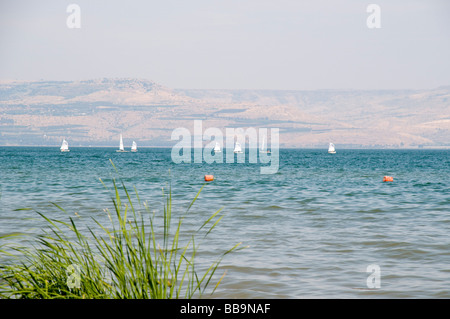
xmin=0 ymin=147 xmax=449 ymax=298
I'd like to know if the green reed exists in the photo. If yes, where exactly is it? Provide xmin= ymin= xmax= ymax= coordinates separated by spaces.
xmin=0 ymin=161 xmax=243 ymax=299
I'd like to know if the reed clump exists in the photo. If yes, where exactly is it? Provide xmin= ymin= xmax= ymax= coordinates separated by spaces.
xmin=0 ymin=161 xmax=243 ymax=299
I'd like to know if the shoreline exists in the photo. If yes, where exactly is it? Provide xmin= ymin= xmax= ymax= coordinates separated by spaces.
xmin=0 ymin=145 xmax=449 ymax=150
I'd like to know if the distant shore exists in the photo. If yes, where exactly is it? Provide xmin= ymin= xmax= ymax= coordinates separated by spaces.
xmin=0 ymin=145 xmax=449 ymax=150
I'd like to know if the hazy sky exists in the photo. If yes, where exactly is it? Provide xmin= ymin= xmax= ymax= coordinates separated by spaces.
xmin=1 ymin=0 xmax=449 ymax=90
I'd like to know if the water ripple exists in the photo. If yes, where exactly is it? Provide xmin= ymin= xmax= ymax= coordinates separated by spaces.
xmin=1 ymin=148 xmax=449 ymax=298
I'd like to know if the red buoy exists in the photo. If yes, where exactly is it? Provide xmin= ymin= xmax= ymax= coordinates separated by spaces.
xmin=383 ymin=176 xmax=394 ymax=182
xmin=204 ymin=175 xmax=214 ymax=182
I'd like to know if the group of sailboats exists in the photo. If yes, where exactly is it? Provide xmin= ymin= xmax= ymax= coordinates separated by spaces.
xmin=116 ymin=134 xmax=138 ymax=152
xmin=61 ymin=136 xmax=334 ymax=154
xmin=211 ymin=141 xmax=243 ymax=154
xmin=213 ymin=141 xmax=243 ymax=154
xmin=60 ymin=134 xmax=138 ymax=152
xmin=211 ymin=137 xmax=271 ymax=154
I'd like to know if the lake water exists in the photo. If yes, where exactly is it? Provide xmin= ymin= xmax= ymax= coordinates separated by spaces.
xmin=0 ymin=147 xmax=449 ymax=298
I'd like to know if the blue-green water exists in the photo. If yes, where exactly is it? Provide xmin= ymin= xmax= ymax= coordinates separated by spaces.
xmin=0 ymin=147 xmax=449 ymax=298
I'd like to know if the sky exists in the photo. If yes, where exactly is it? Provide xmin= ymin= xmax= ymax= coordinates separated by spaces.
xmin=1 ymin=0 xmax=450 ymax=90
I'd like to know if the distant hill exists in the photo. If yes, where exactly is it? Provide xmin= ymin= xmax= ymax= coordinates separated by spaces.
xmin=0 ymin=78 xmax=449 ymax=148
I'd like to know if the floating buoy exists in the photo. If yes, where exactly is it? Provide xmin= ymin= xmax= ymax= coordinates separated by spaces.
xmin=383 ymin=176 xmax=394 ymax=182
xmin=204 ymin=175 xmax=214 ymax=182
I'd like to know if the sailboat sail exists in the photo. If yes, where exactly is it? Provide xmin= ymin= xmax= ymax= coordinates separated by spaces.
xmin=261 ymin=136 xmax=271 ymax=153
xmin=234 ymin=142 xmax=242 ymax=153
xmin=119 ymin=135 xmax=124 ymax=151
xmin=214 ymin=142 xmax=221 ymax=152
xmin=60 ymin=139 xmax=69 ymax=152
xmin=131 ymin=141 xmax=137 ymax=152
xmin=116 ymin=134 xmax=127 ymax=152
xmin=328 ymin=143 xmax=336 ymax=154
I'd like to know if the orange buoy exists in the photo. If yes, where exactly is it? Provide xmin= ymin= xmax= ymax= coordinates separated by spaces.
xmin=383 ymin=176 xmax=394 ymax=182
xmin=204 ymin=175 xmax=214 ymax=182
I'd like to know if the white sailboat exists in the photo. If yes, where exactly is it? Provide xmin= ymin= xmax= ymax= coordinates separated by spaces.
xmin=234 ymin=142 xmax=243 ymax=154
xmin=328 ymin=143 xmax=336 ymax=154
xmin=131 ymin=141 xmax=137 ymax=152
xmin=261 ymin=136 xmax=271 ymax=154
xmin=214 ymin=142 xmax=221 ymax=153
xmin=60 ymin=139 xmax=70 ymax=152
xmin=116 ymin=134 xmax=127 ymax=152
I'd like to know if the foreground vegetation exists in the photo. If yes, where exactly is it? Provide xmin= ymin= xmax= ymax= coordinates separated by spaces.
xmin=0 ymin=161 xmax=243 ymax=299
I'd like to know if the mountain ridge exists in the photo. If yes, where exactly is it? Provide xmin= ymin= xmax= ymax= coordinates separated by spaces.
xmin=0 ymin=78 xmax=449 ymax=148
